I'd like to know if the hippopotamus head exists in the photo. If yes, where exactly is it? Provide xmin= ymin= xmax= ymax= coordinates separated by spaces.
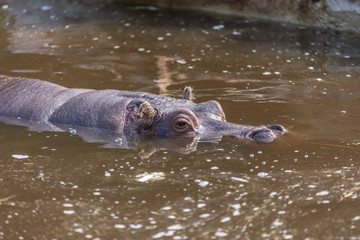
xmin=127 ymin=87 xmax=286 ymax=143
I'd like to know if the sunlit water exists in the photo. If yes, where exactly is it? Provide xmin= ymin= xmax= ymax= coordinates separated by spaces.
xmin=0 ymin=2 xmax=359 ymax=239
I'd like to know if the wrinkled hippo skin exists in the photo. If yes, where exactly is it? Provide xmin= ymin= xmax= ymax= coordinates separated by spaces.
xmin=0 ymin=75 xmax=287 ymax=143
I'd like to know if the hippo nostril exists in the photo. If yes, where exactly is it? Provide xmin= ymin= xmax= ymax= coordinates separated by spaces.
xmin=249 ymin=128 xmax=276 ymax=143
xmin=268 ymin=124 xmax=287 ymax=133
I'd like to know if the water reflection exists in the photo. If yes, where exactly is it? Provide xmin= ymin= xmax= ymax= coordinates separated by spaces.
xmin=0 ymin=1 xmax=359 ymax=240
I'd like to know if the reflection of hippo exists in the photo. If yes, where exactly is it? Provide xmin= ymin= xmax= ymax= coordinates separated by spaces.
xmin=0 ymin=75 xmax=286 ymax=143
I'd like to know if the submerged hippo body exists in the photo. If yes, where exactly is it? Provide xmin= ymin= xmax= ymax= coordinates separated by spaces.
xmin=0 ymin=75 xmax=286 ymax=143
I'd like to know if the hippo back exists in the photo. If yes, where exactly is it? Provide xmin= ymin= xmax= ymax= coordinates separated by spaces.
xmin=0 ymin=76 xmax=92 ymax=121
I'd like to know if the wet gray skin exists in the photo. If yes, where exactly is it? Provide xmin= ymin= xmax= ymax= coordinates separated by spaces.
xmin=0 ymin=76 xmax=286 ymax=143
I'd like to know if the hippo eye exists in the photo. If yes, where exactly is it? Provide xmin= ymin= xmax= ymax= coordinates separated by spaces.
xmin=170 ymin=109 xmax=199 ymax=135
xmin=176 ymin=122 xmax=187 ymax=127
xmin=173 ymin=117 xmax=193 ymax=133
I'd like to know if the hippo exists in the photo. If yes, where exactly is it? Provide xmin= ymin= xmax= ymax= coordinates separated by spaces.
xmin=0 ymin=75 xmax=286 ymax=144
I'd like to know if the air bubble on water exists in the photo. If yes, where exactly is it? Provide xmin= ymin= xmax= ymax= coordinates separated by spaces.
xmin=63 ymin=210 xmax=75 ymax=215
xmin=12 ymin=154 xmax=29 ymax=159
xmin=129 ymin=224 xmax=143 ymax=229
xmin=231 ymin=203 xmax=241 ymax=209
xmin=220 ymin=217 xmax=231 ymax=223
xmin=283 ymin=234 xmax=294 ymax=239
xmin=271 ymin=219 xmax=283 ymax=227
xmin=231 ymin=177 xmax=248 ymax=183
xmin=215 ymin=231 xmax=228 ymax=237
xmin=168 ymin=224 xmax=183 ymax=230
xmin=152 ymin=232 xmax=165 ymax=239
xmin=114 ymin=224 xmax=126 ymax=229
xmin=69 ymin=128 xmax=77 ymax=134
xmin=176 ymin=59 xmax=186 ymax=64
xmin=270 ymin=192 xmax=277 ymax=198
xmin=316 ymin=191 xmax=329 ymax=196
xmin=114 ymin=137 xmax=123 ymax=145
xmin=197 ymin=203 xmax=206 ymax=208
xmin=136 ymin=172 xmax=165 ymax=182
xmin=199 ymin=181 xmax=209 ymax=187
xmin=257 ymin=172 xmax=268 ymax=178
xmin=41 ymin=5 xmax=52 ymax=11
xmin=213 ymin=24 xmax=225 ymax=30
xmin=74 ymin=228 xmax=83 ymax=233
xmin=161 ymin=206 xmax=172 ymax=211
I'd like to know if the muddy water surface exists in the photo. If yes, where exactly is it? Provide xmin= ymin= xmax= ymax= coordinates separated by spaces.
xmin=0 ymin=2 xmax=359 ymax=239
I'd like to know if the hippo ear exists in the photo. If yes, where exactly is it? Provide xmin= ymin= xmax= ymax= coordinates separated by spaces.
xmin=182 ymin=86 xmax=194 ymax=101
xmin=137 ymin=101 xmax=156 ymax=129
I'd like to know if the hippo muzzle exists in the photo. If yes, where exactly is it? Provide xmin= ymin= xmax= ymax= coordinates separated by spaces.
xmin=197 ymin=117 xmax=287 ymax=143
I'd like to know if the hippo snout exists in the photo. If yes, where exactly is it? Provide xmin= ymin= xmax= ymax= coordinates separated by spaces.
xmin=249 ymin=124 xmax=287 ymax=143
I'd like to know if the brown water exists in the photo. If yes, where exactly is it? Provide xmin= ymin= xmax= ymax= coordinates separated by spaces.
xmin=0 ymin=2 xmax=360 ymax=239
